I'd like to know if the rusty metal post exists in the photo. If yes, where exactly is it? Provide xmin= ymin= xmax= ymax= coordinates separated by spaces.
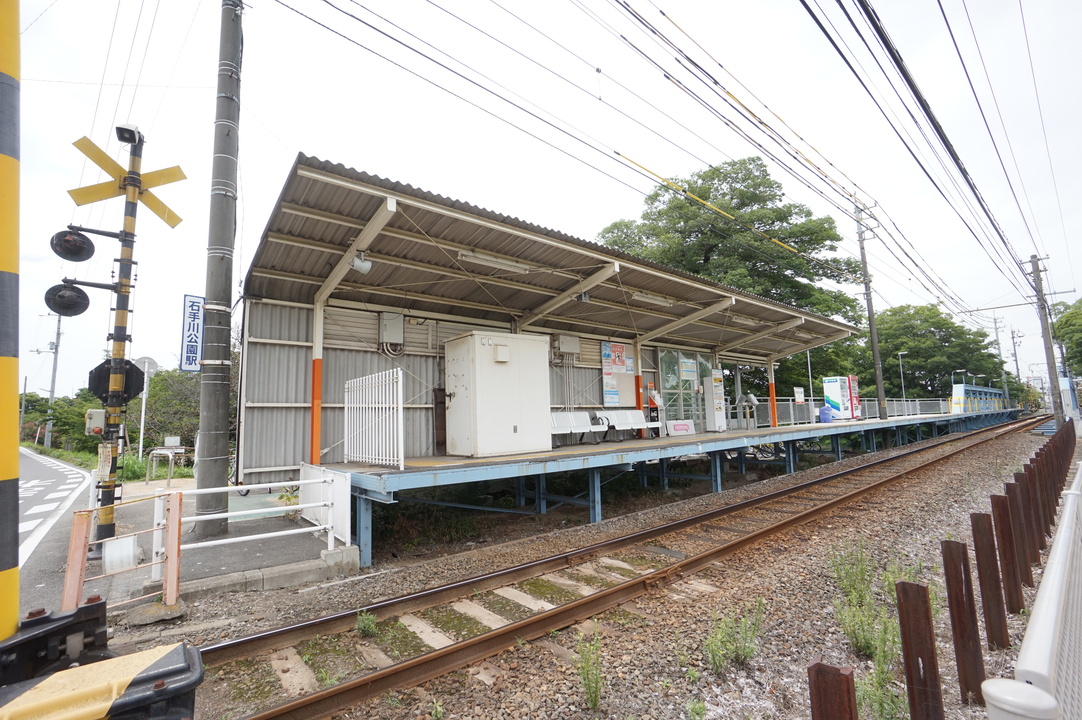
xmin=1024 ymin=464 xmax=1050 ymax=539
xmin=970 ymin=513 xmax=1009 ymax=649
xmin=897 ymin=581 xmax=945 ymax=720
xmin=1005 ymin=483 xmax=1036 ymax=580
xmin=60 ymin=510 xmax=93 ymax=612
xmin=990 ymin=495 xmax=1025 ymax=613
xmin=941 ymin=541 xmax=985 ymax=705
xmin=807 ymin=656 xmax=859 ymax=720
xmin=1015 ymin=472 xmax=1046 ymax=553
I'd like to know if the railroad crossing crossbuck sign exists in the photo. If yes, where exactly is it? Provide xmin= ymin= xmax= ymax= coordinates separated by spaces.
xmin=67 ymin=136 xmax=185 ymax=227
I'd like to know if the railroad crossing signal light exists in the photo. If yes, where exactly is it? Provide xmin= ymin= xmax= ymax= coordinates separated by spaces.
xmin=43 ymin=283 xmax=90 ymax=317
xmin=49 ymin=230 xmax=95 ymax=262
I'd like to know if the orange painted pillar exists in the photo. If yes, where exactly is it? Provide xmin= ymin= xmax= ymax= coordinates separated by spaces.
xmin=767 ymin=361 xmax=778 ymax=428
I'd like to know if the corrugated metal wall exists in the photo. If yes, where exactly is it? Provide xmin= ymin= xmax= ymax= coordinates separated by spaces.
xmin=240 ymin=301 xmax=656 ymax=479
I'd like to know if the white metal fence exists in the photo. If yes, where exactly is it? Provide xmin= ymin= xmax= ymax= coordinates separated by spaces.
xmin=150 ymin=471 xmax=348 ymax=583
xmin=345 ymin=368 xmax=405 ymax=469
xmin=984 ymin=462 xmax=1082 ymax=719
xmin=731 ymin=397 xmax=950 ymax=429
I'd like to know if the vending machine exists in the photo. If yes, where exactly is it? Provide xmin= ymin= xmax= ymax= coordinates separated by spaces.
xmin=703 ymin=369 xmax=727 ymax=432
xmin=822 ymin=375 xmax=861 ymax=420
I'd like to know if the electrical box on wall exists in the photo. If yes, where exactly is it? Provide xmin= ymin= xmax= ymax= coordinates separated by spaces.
xmin=555 ymin=334 xmax=580 ymax=354
xmin=379 ymin=313 xmax=405 ymax=345
xmin=444 ymin=331 xmax=551 ymax=457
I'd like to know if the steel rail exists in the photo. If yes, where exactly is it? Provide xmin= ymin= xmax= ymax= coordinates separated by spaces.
xmin=239 ymin=415 xmax=1043 ymax=719
xmin=202 ymin=416 xmax=1041 ymax=670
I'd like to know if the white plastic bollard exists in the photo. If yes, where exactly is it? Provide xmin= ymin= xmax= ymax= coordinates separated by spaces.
xmin=983 ymin=678 xmax=1060 ymax=720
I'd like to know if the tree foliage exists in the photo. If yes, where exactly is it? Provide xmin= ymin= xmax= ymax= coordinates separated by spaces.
xmin=598 ymin=157 xmax=863 ymax=323
xmin=1053 ymin=298 xmax=1082 ymax=376
xmin=855 ymin=304 xmax=1005 ymax=398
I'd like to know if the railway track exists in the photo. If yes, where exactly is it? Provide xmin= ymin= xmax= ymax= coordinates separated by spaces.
xmin=202 ymin=416 xmax=1045 ymax=719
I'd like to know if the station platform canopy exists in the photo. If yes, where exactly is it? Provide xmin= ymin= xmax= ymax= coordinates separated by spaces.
xmin=244 ymin=154 xmax=858 ymax=366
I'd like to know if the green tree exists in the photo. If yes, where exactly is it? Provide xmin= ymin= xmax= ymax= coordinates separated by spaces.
xmin=598 ymin=157 xmax=863 ymax=322
xmin=49 ymin=388 xmax=101 ymax=453
xmin=1053 ymin=298 xmax=1082 ymax=376
xmin=597 ymin=157 xmax=865 ymax=396
xmin=127 ymin=369 xmax=201 ymax=450
xmin=857 ymin=305 xmax=1004 ymax=398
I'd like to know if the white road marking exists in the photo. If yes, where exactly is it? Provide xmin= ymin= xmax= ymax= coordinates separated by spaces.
xmin=18 ymin=448 xmax=93 ymax=566
xmin=19 ymin=519 xmax=42 ymax=534
xmin=44 ymin=492 xmax=70 ymax=500
xmin=26 ymin=502 xmax=60 ymax=515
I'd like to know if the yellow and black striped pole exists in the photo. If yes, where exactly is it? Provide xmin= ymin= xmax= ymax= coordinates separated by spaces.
xmin=1 ymin=0 xmax=20 ymax=641
xmin=96 ymin=134 xmax=143 ymax=543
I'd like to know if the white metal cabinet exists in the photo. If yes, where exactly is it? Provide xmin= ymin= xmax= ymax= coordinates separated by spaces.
xmin=445 ymin=331 xmax=551 ymax=457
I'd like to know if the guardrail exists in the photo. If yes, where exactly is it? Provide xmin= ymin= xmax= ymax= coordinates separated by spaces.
xmin=736 ymin=396 xmax=950 ymax=428
xmin=149 ymin=469 xmax=349 ymax=583
xmin=984 ymin=420 xmax=1081 ymax=720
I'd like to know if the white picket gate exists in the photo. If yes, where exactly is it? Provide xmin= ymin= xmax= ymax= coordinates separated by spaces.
xmin=344 ymin=368 xmax=405 ymax=470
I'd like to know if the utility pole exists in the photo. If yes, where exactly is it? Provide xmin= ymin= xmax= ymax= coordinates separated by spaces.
xmin=1011 ymin=328 xmax=1023 ymax=381
xmin=196 ymin=0 xmax=243 ymax=538
xmin=991 ymin=314 xmax=1010 ymax=406
xmin=31 ymin=314 xmax=62 ymax=448
xmin=1029 ymin=255 xmax=1065 ymax=425
xmin=856 ymin=204 xmax=888 ymax=420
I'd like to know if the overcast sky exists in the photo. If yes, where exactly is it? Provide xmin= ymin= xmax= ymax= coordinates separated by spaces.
xmin=16 ymin=0 xmax=1079 ymax=401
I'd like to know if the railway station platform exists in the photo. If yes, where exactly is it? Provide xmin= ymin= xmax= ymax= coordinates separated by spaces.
xmin=329 ymin=408 xmax=1020 ymax=566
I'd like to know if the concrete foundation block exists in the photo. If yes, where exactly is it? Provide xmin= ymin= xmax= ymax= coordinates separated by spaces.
xmin=261 ymin=560 xmax=330 ymax=590
xmin=321 ymin=545 xmax=360 ymax=575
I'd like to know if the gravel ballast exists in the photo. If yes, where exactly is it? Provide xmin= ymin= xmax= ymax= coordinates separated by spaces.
xmin=110 ymin=429 xmax=1075 ymax=719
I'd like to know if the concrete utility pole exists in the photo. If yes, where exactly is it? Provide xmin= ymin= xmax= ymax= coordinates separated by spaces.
xmin=856 ymin=205 xmax=888 ymax=420
xmin=991 ymin=314 xmax=1010 ymax=406
xmin=1011 ymin=328 xmax=1023 ymax=380
xmin=32 ymin=314 xmax=62 ymax=448
xmin=1029 ymin=255 xmax=1065 ymax=425
xmin=196 ymin=0 xmax=242 ymax=537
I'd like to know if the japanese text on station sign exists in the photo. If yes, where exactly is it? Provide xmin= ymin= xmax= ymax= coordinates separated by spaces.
xmin=180 ymin=294 xmax=204 ymax=372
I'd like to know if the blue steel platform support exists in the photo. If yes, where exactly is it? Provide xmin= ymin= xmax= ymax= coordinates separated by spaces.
xmin=709 ymin=451 xmax=723 ymax=493
xmin=515 ymin=477 xmax=526 ymax=507
xmin=588 ymin=468 xmax=602 ymax=524
xmin=537 ymin=474 xmax=548 ymax=514
xmin=831 ymin=435 xmax=843 ymax=461
xmin=354 ymin=492 xmax=373 ymax=568
xmin=784 ymin=440 xmax=797 ymax=474
xmin=638 ymin=461 xmax=648 ymax=488
xmin=659 ymin=458 xmax=670 ymax=490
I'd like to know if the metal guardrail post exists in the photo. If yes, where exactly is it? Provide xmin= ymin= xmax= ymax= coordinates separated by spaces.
xmin=807 ymin=657 xmax=858 ymax=720
xmin=1005 ymin=484 xmax=1036 ymax=582
xmin=897 ymin=580 xmax=945 ymax=720
xmin=162 ymin=493 xmax=182 ymax=606
xmin=61 ymin=511 xmax=94 ymax=612
xmin=990 ymin=494 xmax=1025 ymax=614
xmin=941 ymin=540 xmax=986 ymax=705
xmin=970 ymin=513 xmax=1010 ymax=649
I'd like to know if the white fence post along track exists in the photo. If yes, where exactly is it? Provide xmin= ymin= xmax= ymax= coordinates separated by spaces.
xmin=984 ymin=459 xmax=1082 ymax=720
xmin=345 ymin=368 xmax=405 ymax=470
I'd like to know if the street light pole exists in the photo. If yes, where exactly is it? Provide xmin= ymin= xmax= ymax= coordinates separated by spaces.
xmin=898 ymin=351 xmax=908 ymax=406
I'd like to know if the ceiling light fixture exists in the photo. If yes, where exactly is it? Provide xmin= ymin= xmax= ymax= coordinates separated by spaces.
xmin=630 ymin=291 xmax=673 ymax=307
xmin=457 ymin=249 xmax=535 ymax=273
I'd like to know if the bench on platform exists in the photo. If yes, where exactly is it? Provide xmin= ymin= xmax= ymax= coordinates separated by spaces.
xmin=550 ymin=411 xmax=607 ymax=447
xmin=595 ymin=409 xmax=662 ymax=440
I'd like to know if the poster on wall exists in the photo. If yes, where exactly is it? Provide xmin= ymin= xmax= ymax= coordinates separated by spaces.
xmin=680 ymin=358 xmax=697 ymax=381
xmin=602 ymin=341 xmax=626 ymax=406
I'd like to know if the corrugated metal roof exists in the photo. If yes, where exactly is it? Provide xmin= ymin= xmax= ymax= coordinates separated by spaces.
xmin=244 ymin=154 xmax=858 ymax=364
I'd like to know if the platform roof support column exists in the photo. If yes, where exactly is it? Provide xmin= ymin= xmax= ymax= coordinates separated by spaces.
xmin=588 ymin=468 xmax=602 ymax=524
xmin=767 ymin=361 xmax=779 ymax=428
xmin=310 ymin=301 xmax=325 ymax=465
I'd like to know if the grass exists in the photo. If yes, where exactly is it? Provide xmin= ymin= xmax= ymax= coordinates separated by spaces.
xmin=355 ymin=610 xmax=379 ymax=637
xmin=702 ymin=598 xmax=764 ymax=673
xmin=576 ymin=630 xmax=604 ymax=711
xmin=829 ymin=537 xmax=911 ymax=720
